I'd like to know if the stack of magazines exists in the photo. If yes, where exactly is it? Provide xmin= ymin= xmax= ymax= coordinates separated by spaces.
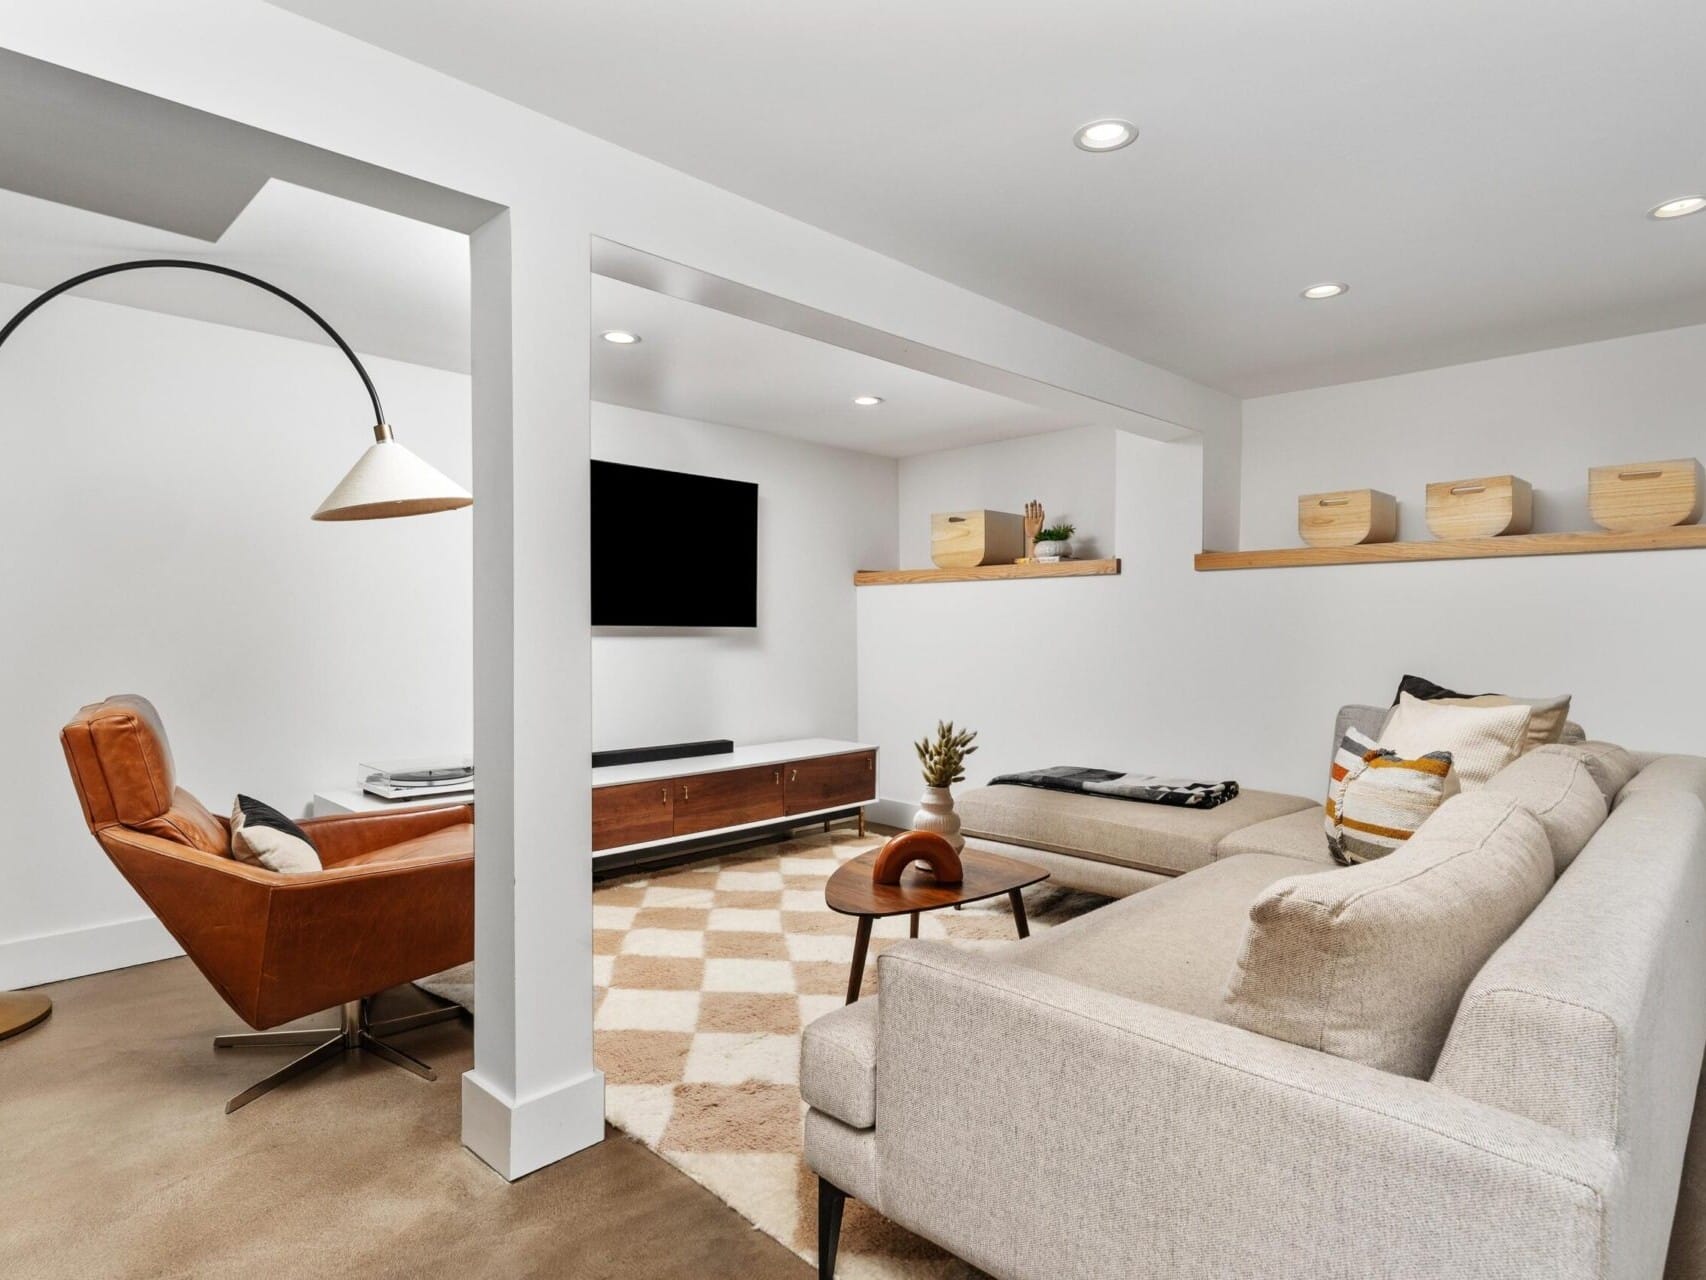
xmin=360 ymin=756 xmax=474 ymax=801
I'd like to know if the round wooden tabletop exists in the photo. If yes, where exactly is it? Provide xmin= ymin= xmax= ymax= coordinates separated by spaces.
xmin=825 ymin=845 xmax=1049 ymax=918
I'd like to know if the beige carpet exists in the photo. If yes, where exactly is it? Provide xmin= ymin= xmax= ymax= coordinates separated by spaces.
xmin=424 ymin=827 xmax=1104 ymax=1278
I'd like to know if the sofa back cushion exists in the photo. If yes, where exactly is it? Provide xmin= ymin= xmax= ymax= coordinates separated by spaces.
xmin=1573 ymin=740 xmax=1641 ymax=804
xmin=1222 ymin=792 xmax=1554 ymax=1077
xmin=1482 ymin=746 xmax=1609 ymax=874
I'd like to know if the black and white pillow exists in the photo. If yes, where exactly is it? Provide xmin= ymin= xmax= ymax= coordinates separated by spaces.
xmin=230 ymin=795 xmax=322 ymax=874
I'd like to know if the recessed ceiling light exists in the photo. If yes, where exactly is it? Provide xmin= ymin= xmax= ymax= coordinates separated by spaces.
xmin=1649 ymin=195 xmax=1706 ymax=220
xmin=1300 ymin=282 xmax=1349 ymax=300
xmin=600 ymin=329 xmax=641 ymax=344
xmin=852 ymin=395 xmax=884 ymax=407
xmin=1073 ymin=119 xmax=1139 ymax=153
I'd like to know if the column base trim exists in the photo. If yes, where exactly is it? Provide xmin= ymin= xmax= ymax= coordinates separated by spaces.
xmin=462 ymin=1066 xmax=605 ymax=1181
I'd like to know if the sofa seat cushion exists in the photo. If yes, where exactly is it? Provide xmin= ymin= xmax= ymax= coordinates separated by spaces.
xmin=1216 ymin=807 xmax=1335 ymax=863
xmin=801 ymin=996 xmax=879 ymax=1129
xmin=955 ymin=784 xmax=1316 ymax=877
xmin=1223 ymin=792 xmax=1554 ymax=1078
xmin=1006 ymin=852 xmax=1325 ymax=1020
xmin=334 ymin=823 xmax=475 ymax=868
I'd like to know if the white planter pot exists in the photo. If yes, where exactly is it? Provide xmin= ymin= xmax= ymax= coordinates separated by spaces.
xmin=911 ymin=785 xmax=964 ymax=853
xmin=1035 ymin=538 xmax=1071 ymax=562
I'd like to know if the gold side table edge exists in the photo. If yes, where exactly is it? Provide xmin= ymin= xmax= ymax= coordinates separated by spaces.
xmin=0 ymin=991 xmax=52 ymax=1041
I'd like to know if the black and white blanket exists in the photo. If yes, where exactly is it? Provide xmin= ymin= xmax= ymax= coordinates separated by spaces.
xmin=988 ymin=767 xmax=1240 ymax=810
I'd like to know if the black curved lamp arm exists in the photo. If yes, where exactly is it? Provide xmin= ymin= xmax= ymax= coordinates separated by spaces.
xmin=0 ymin=258 xmax=385 ymax=426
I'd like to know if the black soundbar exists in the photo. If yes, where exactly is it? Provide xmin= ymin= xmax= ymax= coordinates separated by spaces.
xmin=592 ymin=739 xmax=735 ymax=770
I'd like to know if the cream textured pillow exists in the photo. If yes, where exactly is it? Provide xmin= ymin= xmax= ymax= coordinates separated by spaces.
xmin=1222 ymin=792 xmax=1553 ymax=1078
xmin=1481 ymin=746 xmax=1608 ymax=874
xmin=1436 ymin=693 xmax=1571 ymax=753
xmin=1324 ymin=727 xmax=1459 ymax=864
xmin=1380 ymin=693 xmax=1531 ymax=789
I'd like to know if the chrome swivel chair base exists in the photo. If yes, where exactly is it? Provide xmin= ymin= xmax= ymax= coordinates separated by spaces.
xmin=215 ymin=996 xmax=464 ymax=1113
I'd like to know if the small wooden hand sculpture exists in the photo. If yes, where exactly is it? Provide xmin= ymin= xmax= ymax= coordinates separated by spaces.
xmin=1023 ymin=499 xmax=1045 ymax=562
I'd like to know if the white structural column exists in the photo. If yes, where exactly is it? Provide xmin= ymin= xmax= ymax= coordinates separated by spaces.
xmin=462 ymin=210 xmax=604 ymax=1179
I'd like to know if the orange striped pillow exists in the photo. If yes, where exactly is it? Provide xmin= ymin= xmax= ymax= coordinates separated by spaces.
xmin=1325 ymin=728 xmax=1460 ymax=865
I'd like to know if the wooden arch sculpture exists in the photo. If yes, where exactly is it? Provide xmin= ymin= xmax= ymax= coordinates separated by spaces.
xmin=872 ymin=829 xmax=964 ymax=886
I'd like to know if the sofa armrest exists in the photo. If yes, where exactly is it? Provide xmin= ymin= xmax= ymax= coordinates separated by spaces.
xmin=299 ymin=802 xmax=473 ymax=866
xmin=872 ymin=942 xmax=1616 ymax=1280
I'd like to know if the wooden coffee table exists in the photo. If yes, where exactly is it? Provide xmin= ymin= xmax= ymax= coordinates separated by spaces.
xmin=825 ymin=846 xmax=1049 ymax=1003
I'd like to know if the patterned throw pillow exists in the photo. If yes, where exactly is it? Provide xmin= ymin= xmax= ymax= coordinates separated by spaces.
xmin=1325 ymin=728 xmax=1459 ymax=865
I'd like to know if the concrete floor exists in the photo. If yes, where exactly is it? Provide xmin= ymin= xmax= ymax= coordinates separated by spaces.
xmin=0 ymin=957 xmax=811 ymax=1279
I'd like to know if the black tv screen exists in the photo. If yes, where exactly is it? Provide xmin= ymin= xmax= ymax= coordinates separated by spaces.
xmin=591 ymin=461 xmax=758 ymax=627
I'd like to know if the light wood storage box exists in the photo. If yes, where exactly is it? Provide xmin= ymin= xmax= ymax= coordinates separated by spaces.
xmin=1426 ymin=475 xmax=1533 ymax=539
xmin=1589 ymin=458 xmax=1704 ymax=532
xmin=1297 ymin=489 xmax=1398 ymax=547
xmin=930 ymin=509 xmax=1026 ymax=568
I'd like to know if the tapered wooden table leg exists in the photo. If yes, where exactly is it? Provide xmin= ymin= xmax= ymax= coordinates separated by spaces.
xmin=909 ymin=912 xmax=919 ymax=938
xmin=1009 ymin=889 xmax=1030 ymax=939
xmin=845 ymin=916 xmax=874 ymax=1004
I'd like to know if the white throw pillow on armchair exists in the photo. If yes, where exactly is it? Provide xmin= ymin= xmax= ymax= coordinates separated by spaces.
xmin=1380 ymin=693 xmax=1532 ymax=790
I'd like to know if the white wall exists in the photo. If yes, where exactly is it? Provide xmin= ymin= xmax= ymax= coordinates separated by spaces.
xmin=590 ymin=403 xmax=896 ymax=750
xmin=860 ymin=323 xmax=1706 ymax=816
xmin=1243 ymin=321 xmax=1706 ymax=543
xmin=0 ymin=285 xmax=473 ymax=988
xmin=896 ymin=426 xmax=1116 ymax=567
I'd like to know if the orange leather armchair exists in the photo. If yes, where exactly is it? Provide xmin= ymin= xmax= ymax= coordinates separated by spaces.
xmin=61 ymin=695 xmax=474 ymax=1111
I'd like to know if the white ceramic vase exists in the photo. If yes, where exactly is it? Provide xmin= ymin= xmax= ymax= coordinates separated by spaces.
xmin=1035 ymin=537 xmax=1071 ymax=562
xmin=911 ymin=785 xmax=964 ymax=853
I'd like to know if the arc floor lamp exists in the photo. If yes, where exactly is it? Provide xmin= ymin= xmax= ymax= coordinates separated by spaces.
xmin=0 ymin=258 xmax=473 ymax=1041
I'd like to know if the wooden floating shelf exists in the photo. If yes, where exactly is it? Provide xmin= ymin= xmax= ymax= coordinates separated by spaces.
xmin=855 ymin=558 xmax=1121 ymax=586
xmin=1195 ymin=526 xmax=1706 ymax=571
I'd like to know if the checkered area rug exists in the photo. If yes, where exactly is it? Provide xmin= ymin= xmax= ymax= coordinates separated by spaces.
xmin=422 ymin=827 xmax=1105 ymax=1278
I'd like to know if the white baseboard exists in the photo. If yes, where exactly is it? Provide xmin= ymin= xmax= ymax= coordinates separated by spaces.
xmin=0 ymin=916 xmax=182 ymax=990
xmin=462 ymin=1066 xmax=606 ymax=1181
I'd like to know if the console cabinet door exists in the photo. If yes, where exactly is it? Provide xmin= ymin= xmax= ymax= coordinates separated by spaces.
xmin=672 ymin=765 xmax=785 ymax=836
xmin=592 ymin=780 xmax=675 ymax=851
xmin=784 ymin=751 xmax=876 ymax=815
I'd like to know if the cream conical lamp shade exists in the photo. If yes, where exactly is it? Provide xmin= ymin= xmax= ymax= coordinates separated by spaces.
xmin=313 ymin=438 xmax=473 ymax=521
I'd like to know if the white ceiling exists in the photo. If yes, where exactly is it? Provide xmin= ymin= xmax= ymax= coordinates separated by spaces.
xmin=0 ymin=181 xmax=472 ymax=373
xmin=0 ymin=183 xmax=1067 ymax=456
xmin=591 ymin=274 xmax=1073 ymax=456
xmin=270 ymin=0 xmax=1706 ymax=396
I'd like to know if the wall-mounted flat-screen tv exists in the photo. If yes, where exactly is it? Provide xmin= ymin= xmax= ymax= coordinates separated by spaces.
xmin=590 ymin=460 xmax=758 ymax=627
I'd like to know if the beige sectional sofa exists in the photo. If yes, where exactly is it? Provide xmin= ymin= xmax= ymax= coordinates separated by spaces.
xmin=801 ymin=717 xmax=1706 ymax=1279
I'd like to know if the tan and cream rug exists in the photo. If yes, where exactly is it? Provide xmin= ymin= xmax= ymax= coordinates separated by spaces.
xmin=424 ymin=828 xmax=1104 ymax=1278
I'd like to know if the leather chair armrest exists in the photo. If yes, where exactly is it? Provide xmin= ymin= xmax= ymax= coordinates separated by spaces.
xmin=95 ymin=827 xmax=277 ymax=1024
xmin=299 ymin=803 xmax=474 ymax=866
xmin=256 ymin=850 xmax=474 ymax=1027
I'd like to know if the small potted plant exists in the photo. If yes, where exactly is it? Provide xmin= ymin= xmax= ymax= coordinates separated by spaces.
xmin=1034 ymin=521 xmax=1075 ymax=561
xmin=912 ymin=720 xmax=978 ymax=852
